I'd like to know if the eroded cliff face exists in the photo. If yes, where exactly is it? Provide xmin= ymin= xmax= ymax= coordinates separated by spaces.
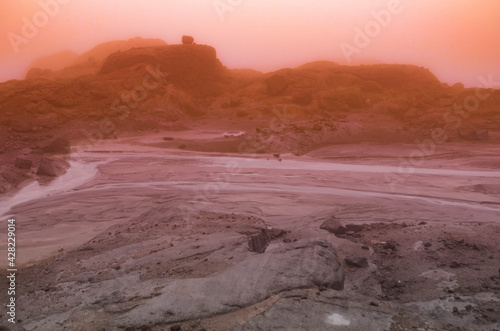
xmin=100 ymin=44 xmax=228 ymax=95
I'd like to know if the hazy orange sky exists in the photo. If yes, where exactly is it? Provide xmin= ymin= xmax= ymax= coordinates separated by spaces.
xmin=1 ymin=0 xmax=499 ymax=87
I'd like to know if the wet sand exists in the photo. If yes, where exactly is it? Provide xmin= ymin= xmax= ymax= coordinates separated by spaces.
xmin=1 ymin=135 xmax=499 ymax=267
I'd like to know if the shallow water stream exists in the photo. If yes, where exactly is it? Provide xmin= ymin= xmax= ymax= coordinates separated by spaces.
xmin=1 ymin=143 xmax=499 ymax=266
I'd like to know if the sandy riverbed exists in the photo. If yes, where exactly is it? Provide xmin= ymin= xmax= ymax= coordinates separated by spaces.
xmin=0 ymin=134 xmax=499 ymax=330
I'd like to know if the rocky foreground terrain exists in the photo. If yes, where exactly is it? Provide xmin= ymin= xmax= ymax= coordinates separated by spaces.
xmin=1 ymin=208 xmax=499 ymax=330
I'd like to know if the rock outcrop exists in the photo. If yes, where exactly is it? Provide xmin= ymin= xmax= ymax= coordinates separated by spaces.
xmin=182 ymin=35 xmax=195 ymax=45
xmin=36 ymin=156 xmax=70 ymax=177
xmin=73 ymin=37 xmax=167 ymax=66
xmin=0 ymin=165 xmax=30 ymax=193
xmin=118 ymin=239 xmax=344 ymax=327
xmin=14 ymin=156 xmax=33 ymax=169
xmin=320 ymin=217 xmax=347 ymax=235
xmin=247 ymin=229 xmax=273 ymax=253
xmin=100 ymin=44 xmax=227 ymax=95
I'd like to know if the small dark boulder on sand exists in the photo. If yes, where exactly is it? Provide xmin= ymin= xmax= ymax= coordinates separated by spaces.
xmin=0 ymin=166 xmax=30 ymax=194
xmin=345 ymin=257 xmax=368 ymax=268
xmin=14 ymin=156 xmax=33 ymax=169
xmin=345 ymin=224 xmax=363 ymax=233
xmin=36 ymin=156 xmax=70 ymax=177
xmin=320 ymin=217 xmax=346 ymax=235
xmin=270 ymin=228 xmax=286 ymax=238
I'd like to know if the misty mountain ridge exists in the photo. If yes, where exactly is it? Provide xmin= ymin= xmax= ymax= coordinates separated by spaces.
xmin=25 ymin=37 xmax=167 ymax=80
xmin=0 ymin=36 xmax=498 ymax=152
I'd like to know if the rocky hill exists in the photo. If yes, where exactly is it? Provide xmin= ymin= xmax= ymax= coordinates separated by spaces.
xmin=25 ymin=37 xmax=168 ymax=81
xmin=26 ymin=50 xmax=79 ymax=72
xmin=100 ymin=44 xmax=228 ymax=95
xmin=1 ymin=36 xmax=499 ymax=194
xmin=73 ymin=36 xmax=167 ymax=66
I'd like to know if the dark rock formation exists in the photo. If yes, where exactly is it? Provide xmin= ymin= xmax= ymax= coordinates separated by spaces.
xmin=118 ymin=239 xmax=344 ymax=327
xmin=36 ymin=156 xmax=70 ymax=177
xmin=320 ymin=217 xmax=346 ymax=235
xmin=270 ymin=228 xmax=286 ymax=238
xmin=345 ymin=224 xmax=363 ymax=233
xmin=247 ymin=229 xmax=272 ymax=253
xmin=182 ymin=35 xmax=194 ymax=45
xmin=14 ymin=156 xmax=33 ymax=169
xmin=99 ymin=44 xmax=227 ymax=95
xmin=0 ymin=165 xmax=30 ymax=193
xmin=345 ymin=257 xmax=368 ymax=268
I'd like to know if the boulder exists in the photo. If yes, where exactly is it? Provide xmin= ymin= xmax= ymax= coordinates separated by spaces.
xmin=14 ymin=156 xmax=33 ymax=169
xmin=233 ymin=293 xmax=399 ymax=331
xmin=41 ymin=138 xmax=71 ymax=154
xmin=345 ymin=224 xmax=363 ymax=233
xmin=99 ymin=44 xmax=226 ymax=95
xmin=247 ymin=229 xmax=272 ymax=253
xmin=0 ymin=174 xmax=12 ymax=193
xmin=320 ymin=217 xmax=346 ymax=235
xmin=0 ymin=165 xmax=30 ymax=193
xmin=182 ymin=35 xmax=194 ymax=45
xmin=270 ymin=228 xmax=286 ymax=238
xmin=345 ymin=257 xmax=368 ymax=268
xmin=118 ymin=239 xmax=344 ymax=327
xmin=36 ymin=157 xmax=70 ymax=177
